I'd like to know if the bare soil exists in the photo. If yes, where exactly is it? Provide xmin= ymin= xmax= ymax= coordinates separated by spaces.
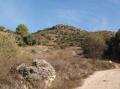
xmin=75 ymin=69 xmax=120 ymax=89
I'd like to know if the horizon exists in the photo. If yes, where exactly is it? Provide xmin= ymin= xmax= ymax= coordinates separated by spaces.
xmin=0 ymin=0 xmax=120 ymax=32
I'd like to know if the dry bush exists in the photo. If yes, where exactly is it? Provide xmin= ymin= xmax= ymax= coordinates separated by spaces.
xmin=0 ymin=32 xmax=18 ymax=58
xmin=0 ymin=32 xmax=20 ymax=89
xmin=0 ymin=32 xmax=32 ymax=89
xmin=7 ymin=45 xmax=116 ymax=89
xmin=47 ymin=57 xmax=116 ymax=89
xmin=0 ymin=32 xmax=19 ymax=78
xmin=17 ymin=46 xmax=117 ymax=89
xmin=82 ymin=33 xmax=107 ymax=59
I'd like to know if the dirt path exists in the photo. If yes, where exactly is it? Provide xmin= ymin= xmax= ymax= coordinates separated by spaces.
xmin=75 ymin=69 xmax=120 ymax=89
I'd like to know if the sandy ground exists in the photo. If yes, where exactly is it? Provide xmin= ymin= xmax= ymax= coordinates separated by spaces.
xmin=75 ymin=69 xmax=120 ymax=89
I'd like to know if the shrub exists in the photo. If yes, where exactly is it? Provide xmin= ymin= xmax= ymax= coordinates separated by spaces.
xmin=0 ymin=32 xmax=19 ymax=78
xmin=16 ymin=39 xmax=27 ymax=46
xmin=82 ymin=33 xmax=107 ymax=58
xmin=107 ymin=29 xmax=120 ymax=58
xmin=23 ymin=35 xmax=40 ymax=46
xmin=0 ymin=32 xmax=18 ymax=59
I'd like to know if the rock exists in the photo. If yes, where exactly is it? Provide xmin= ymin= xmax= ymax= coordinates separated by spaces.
xmin=16 ymin=59 xmax=56 ymax=89
xmin=32 ymin=59 xmax=56 ymax=80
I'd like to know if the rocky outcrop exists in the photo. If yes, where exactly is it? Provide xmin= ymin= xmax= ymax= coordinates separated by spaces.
xmin=16 ymin=59 xmax=56 ymax=89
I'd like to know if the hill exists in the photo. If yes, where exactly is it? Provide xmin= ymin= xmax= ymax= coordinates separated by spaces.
xmin=33 ymin=25 xmax=114 ymax=48
xmin=32 ymin=24 xmax=115 ymax=59
xmin=0 ymin=24 xmax=119 ymax=89
xmin=0 ymin=24 xmax=115 ymax=59
xmin=33 ymin=24 xmax=88 ymax=48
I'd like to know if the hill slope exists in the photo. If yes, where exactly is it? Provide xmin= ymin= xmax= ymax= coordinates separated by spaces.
xmin=33 ymin=24 xmax=114 ymax=49
xmin=32 ymin=24 xmax=88 ymax=48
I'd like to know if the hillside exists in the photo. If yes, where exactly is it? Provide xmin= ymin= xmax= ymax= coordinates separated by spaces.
xmin=32 ymin=24 xmax=88 ymax=48
xmin=32 ymin=24 xmax=116 ymax=59
xmin=0 ymin=24 xmax=119 ymax=89
xmin=19 ymin=46 xmax=119 ymax=89
xmin=0 ymin=24 xmax=115 ymax=59
xmin=32 ymin=24 xmax=114 ymax=49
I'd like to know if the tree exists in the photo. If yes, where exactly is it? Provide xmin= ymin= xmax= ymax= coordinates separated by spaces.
xmin=16 ymin=24 xmax=29 ymax=37
xmin=107 ymin=29 xmax=120 ymax=58
xmin=0 ymin=26 xmax=5 ymax=31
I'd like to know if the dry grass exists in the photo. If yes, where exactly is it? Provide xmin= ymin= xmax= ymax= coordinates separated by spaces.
xmin=0 ymin=32 xmax=32 ymax=89
xmin=0 ymin=33 xmax=118 ymax=89
xmin=0 ymin=32 xmax=18 ymax=58
xmin=0 ymin=32 xmax=19 ymax=78
xmin=49 ymin=58 xmax=116 ymax=89
xmin=20 ymin=46 xmax=117 ymax=89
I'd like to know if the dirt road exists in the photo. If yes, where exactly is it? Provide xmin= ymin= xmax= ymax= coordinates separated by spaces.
xmin=75 ymin=69 xmax=120 ymax=89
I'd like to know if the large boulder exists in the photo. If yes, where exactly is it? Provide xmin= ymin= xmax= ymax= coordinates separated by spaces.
xmin=16 ymin=59 xmax=56 ymax=89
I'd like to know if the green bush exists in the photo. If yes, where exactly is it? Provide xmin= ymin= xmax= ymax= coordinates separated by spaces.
xmin=16 ymin=39 xmax=27 ymax=46
xmin=23 ymin=35 xmax=40 ymax=46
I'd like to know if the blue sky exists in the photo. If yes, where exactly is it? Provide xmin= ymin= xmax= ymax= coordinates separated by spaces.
xmin=0 ymin=0 xmax=120 ymax=32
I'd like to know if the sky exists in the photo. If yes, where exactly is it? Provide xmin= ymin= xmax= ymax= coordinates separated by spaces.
xmin=0 ymin=0 xmax=120 ymax=32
